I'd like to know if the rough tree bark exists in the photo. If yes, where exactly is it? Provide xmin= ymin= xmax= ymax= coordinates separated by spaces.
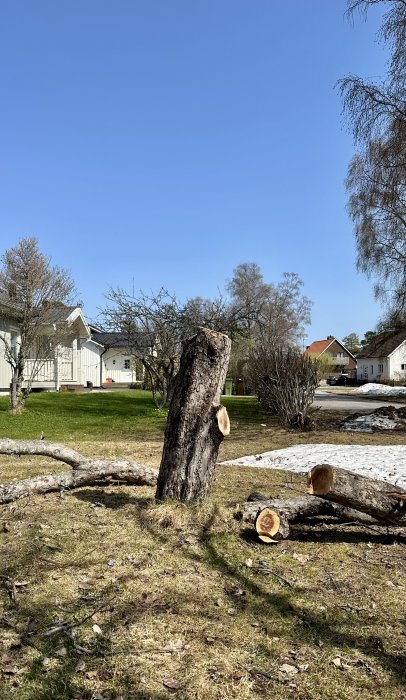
xmin=307 ymin=464 xmax=406 ymax=526
xmin=241 ymin=494 xmax=383 ymax=541
xmin=0 ymin=439 xmax=158 ymax=505
xmin=156 ymin=327 xmax=231 ymax=503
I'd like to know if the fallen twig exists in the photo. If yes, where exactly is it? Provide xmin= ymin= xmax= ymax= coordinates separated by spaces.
xmin=254 ymin=560 xmax=293 ymax=587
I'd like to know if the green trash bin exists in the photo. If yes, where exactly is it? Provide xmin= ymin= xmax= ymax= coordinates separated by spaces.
xmin=224 ymin=378 xmax=233 ymax=396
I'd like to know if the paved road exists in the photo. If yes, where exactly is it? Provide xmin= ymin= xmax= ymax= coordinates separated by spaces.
xmin=313 ymin=389 xmax=405 ymax=413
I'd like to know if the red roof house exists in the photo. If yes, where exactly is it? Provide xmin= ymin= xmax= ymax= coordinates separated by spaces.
xmin=305 ymin=335 xmax=357 ymax=374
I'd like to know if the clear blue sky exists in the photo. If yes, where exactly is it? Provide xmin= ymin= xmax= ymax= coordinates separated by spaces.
xmin=0 ymin=0 xmax=388 ymax=344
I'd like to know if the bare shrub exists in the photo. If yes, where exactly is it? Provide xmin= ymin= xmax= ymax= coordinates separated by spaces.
xmin=249 ymin=346 xmax=319 ymax=430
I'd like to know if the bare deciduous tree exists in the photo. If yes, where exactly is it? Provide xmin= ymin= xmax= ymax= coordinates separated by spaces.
xmin=339 ymin=0 xmax=406 ymax=320
xmin=101 ymin=264 xmax=311 ymax=407
xmin=102 ymin=288 xmax=183 ymax=409
xmin=102 ymin=287 xmax=245 ymax=409
xmin=227 ymin=266 xmax=312 ymax=390
xmin=340 ymin=1 xmax=406 ymax=142
xmin=0 ymin=238 xmax=75 ymax=412
xmin=226 ymin=262 xmax=271 ymax=335
xmin=346 ymin=122 xmax=406 ymax=313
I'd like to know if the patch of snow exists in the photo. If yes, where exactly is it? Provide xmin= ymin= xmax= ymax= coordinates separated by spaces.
xmin=221 ymin=443 xmax=406 ymax=489
xmin=353 ymin=383 xmax=406 ymax=396
xmin=341 ymin=406 xmax=406 ymax=433
xmin=341 ymin=414 xmax=398 ymax=432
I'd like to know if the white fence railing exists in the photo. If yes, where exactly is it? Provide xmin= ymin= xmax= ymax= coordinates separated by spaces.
xmin=25 ymin=359 xmax=55 ymax=382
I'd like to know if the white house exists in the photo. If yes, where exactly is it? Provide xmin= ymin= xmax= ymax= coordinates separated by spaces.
xmin=0 ymin=292 xmax=22 ymax=390
xmin=0 ymin=301 xmax=94 ymax=391
xmin=0 ymin=298 xmax=146 ymax=391
xmin=90 ymin=331 xmax=144 ymax=387
xmin=356 ymin=330 xmax=406 ymax=383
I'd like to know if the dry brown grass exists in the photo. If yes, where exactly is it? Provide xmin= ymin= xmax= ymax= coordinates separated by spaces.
xmin=1 ymin=404 xmax=406 ymax=699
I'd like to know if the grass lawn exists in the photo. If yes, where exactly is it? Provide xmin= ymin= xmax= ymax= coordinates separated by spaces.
xmin=0 ymin=391 xmax=168 ymax=442
xmin=0 ymin=392 xmax=405 ymax=700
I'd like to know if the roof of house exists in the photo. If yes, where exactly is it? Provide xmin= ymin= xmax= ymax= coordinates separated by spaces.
xmin=0 ymin=299 xmax=90 ymax=339
xmin=0 ymin=290 xmax=22 ymax=315
xmin=0 ymin=297 xmax=82 ymax=326
xmin=356 ymin=329 xmax=406 ymax=359
xmin=305 ymin=338 xmax=334 ymax=356
xmin=305 ymin=336 xmax=355 ymax=359
xmin=92 ymin=332 xmax=128 ymax=348
xmin=92 ymin=331 xmax=153 ymax=350
xmin=41 ymin=305 xmax=79 ymax=324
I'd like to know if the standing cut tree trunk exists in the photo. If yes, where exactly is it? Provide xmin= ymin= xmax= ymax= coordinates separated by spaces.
xmin=156 ymin=327 xmax=231 ymax=503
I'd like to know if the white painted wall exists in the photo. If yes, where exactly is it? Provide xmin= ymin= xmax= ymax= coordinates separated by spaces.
xmin=357 ymin=358 xmax=389 ymax=382
xmin=80 ymin=340 xmax=103 ymax=387
xmin=388 ymin=341 xmax=406 ymax=381
xmin=0 ymin=311 xmax=148 ymax=390
xmin=0 ymin=317 xmax=13 ymax=388
xmin=102 ymin=348 xmax=140 ymax=384
xmin=357 ymin=341 xmax=406 ymax=381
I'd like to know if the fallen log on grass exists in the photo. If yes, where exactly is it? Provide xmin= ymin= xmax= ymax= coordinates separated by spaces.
xmin=307 ymin=464 xmax=406 ymax=526
xmin=0 ymin=438 xmax=86 ymax=467
xmin=242 ymin=494 xmax=382 ymax=541
xmin=0 ymin=439 xmax=158 ymax=505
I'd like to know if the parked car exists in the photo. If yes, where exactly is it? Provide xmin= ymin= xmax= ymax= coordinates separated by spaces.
xmin=327 ymin=374 xmax=350 ymax=386
xmin=327 ymin=375 xmax=338 ymax=385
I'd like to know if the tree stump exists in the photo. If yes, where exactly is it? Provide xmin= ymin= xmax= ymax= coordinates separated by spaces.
xmin=155 ymin=327 xmax=231 ymax=503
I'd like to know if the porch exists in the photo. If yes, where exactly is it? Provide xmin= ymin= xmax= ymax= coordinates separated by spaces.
xmin=25 ymin=347 xmax=79 ymax=389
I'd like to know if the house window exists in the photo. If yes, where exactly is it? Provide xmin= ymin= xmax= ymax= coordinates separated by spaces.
xmin=378 ymin=364 xmax=384 ymax=373
xmin=401 ymin=364 xmax=406 ymax=371
xmin=370 ymin=365 xmax=374 ymax=374
xmin=124 ymin=359 xmax=131 ymax=370
xmin=337 ymin=352 xmax=344 ymax=358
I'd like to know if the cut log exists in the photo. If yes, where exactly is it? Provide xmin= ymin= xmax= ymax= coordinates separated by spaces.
xmin=156 ymin=327 xmax=231 ymax=503
xmin=0 ymin=438 xmax=158 ymax=505
xmin=307 ymin=463 xmax=406 ymax=525
xmin=255 ymin=508 xmax=281 ymax=543
xmin=242 ymin=495 xmax=338 ymax=540
xmin=242 ymin=494 xmax=382 ymax=541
